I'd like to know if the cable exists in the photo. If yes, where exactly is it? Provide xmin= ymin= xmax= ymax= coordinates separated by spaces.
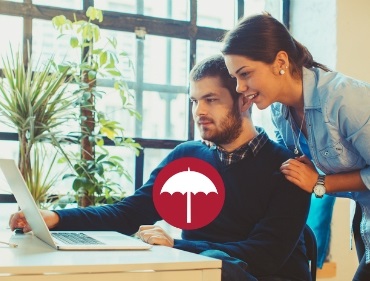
xmin=0 ymin=241 xmax=18 ymax=248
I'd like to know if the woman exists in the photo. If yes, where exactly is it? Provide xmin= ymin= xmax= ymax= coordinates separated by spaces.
xmin=221 ymin=13 xmax=370 ymax=280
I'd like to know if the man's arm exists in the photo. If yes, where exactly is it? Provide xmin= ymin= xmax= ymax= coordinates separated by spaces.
xmin=9 ymin=142 xmax=203 ymax=235
xmin=52 ymin=173 xmax=163 ymax=235
xmin=9 ymin=149 xmax=176 ymax=234
xmin=9 ymin=210 xmax=59 ymax=232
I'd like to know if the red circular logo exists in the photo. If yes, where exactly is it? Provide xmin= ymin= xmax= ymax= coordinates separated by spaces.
xmin=153 ymin=157 xmax=225 ymax=230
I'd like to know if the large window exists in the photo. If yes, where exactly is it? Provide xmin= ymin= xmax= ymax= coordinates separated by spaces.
xmin=0 ymin=0 xmax=283 ymax=198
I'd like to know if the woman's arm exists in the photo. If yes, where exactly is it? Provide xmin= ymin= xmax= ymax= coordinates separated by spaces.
xmin=280 ymin=155 xmax=367 ymax=193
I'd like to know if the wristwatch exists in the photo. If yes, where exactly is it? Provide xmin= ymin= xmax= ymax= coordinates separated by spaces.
xmin=313 ymin=175 xmax=326 ymax=198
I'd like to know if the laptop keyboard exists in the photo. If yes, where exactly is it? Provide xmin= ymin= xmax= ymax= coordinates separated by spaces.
xmin=51 ymin=233 xmax=104 ymax=245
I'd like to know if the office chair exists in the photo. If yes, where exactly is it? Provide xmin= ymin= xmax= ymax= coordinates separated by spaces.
xmin=304 ymin=224 xmax=318 ymax=281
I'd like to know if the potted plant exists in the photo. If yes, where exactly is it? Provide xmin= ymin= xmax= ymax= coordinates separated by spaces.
xmin=27 ymin=142 xmax=67 ymax=208
xmin=52 ymin=7 xmax=141 ymax=207
xmin=0 ymin=47 xmax=74 ymax=207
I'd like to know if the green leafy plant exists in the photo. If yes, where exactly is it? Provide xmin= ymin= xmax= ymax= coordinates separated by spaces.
xmin=52 ymin=7 xmax=141 ymax=206
xmin=63 ymin=148 xmax=130 ymax=206
xmin=0 ymin=47 xmax=74 ymax=207
xmin=27 ymin=143 xmax=67 ymax=209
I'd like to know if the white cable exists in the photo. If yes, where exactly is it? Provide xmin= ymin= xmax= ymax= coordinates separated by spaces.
xmin=0 ymin=241 xmax=18 ymax=248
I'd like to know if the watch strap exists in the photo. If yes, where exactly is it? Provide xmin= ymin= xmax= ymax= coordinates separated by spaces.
xmin=317 ymin=175 xmax=325 ymax=185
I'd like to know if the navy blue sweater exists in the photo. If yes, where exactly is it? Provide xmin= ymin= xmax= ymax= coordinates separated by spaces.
xmin=54 ymin=139 xmax=311 ymax=280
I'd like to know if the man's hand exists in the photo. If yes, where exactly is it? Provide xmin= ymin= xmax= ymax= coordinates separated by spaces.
xmin=9 ymin=210 xmax=60 ymax=232
xmin=137 ymin=225 xmax=174 ymax=247
xmin=280 ymin=155 xmax=319 ymax=193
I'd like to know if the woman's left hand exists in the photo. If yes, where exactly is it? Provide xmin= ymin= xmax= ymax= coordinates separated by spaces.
xmin=280 ymin=155 xmax=319 ymax=193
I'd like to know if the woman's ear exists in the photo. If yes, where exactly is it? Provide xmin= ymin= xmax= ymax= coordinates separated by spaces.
xmin=274 ymin=51 xmax=289 ymax=75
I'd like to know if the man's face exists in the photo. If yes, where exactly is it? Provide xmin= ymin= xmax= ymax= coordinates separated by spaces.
xmin=190 ymin=76 xmax=242 ymax=145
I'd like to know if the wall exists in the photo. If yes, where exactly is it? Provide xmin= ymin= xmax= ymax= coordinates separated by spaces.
xmin=323 ymin=198 xmax=358 ymax=280
xmin=336 ymin=0 xmax=370 ymax=82
xmin=289 ymin=0 xmax=370 ymax=280
xmin=289 ymin=0 xmax=337 ymax=69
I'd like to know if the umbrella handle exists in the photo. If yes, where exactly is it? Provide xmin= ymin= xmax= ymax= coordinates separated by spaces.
xmin=187 ymin=192 xmax=191 ymax=223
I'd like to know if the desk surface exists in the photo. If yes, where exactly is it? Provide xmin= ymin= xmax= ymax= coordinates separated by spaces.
xmin=0 ymin=230 xmax=221 ymax=279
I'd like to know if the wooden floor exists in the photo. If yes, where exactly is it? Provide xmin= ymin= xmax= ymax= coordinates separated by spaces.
xmin=317 ymin=262 xmax=336 ymax=279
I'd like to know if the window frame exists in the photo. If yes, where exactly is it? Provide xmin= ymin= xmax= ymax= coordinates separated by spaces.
xmin=0 ymin=0 xmax=288 ymax=193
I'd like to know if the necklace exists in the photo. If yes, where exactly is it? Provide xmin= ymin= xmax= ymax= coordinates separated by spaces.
xmin=289 ymin=108 xmax=305 ymax=155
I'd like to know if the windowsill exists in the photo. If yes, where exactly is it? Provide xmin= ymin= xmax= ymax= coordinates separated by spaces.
xmin=317 ymin=262 xmax=337 ymax=278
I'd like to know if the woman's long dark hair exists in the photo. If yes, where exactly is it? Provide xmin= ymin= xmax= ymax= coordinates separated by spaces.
xmin=221 ymin=13 xmax=331 ymax=79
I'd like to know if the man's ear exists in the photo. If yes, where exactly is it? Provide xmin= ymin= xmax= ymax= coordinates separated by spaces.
xmin=239 ymin=94 xmax=253 ymax=113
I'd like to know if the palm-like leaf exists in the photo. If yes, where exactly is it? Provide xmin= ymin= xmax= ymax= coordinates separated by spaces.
xmin=26 ymin=143 xmax=66 ymax=209
xmin=0 ymin=48 xmax=75 ymax=204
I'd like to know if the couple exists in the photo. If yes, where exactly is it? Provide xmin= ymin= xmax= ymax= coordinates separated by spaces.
xmin=10 ymin=54 xmax=312 ymax=281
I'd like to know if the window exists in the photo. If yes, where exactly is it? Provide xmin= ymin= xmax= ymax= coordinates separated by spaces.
xmin=32 ymin=0 xmax=82 ymax=9
xmin=0 ymin=15 xmax=22 ymax=68
xmin=0 ymin=0 xmax=283 ymax=198
xmin=197 ymin=0 xmax=236 ymax=29
xmin=95 ymin=0 xmax=189 ymax=21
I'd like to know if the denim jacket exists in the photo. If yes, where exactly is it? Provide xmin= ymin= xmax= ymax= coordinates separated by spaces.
xmin=271 ymin=67 xmax=370 ymax=263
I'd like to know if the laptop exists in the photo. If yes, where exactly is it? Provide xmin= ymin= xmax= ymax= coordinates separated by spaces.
xmin=0 ymin=159 xmax=151 ymax=250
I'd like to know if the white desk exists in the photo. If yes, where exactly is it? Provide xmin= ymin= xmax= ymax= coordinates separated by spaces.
xmin=0 ymin=231 xmax=221 ymax=281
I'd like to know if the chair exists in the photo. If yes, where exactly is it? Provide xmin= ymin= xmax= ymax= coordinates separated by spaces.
xmin=304 ymin=224 xmax=318 ymax=281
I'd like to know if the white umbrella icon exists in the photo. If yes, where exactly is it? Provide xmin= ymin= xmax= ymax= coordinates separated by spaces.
xmin=161 ymin=167 xmax=218 ymax=223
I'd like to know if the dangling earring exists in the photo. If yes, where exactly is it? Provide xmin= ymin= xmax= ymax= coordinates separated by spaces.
xmin=279 ymin=69 xmax=285 ymax=75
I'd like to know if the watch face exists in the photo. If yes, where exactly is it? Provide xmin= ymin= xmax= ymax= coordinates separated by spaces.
xmin=314 ymin=184 xmax=326 ymax=196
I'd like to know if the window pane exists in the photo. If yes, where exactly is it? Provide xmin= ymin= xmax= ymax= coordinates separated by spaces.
xmin=140 ymin=91 xmax=188 ymax=140
xmin=198 ymin=0 xmax=236 ymax=29
xmin=0 ymin=141 xmax=18 ymax=165
xmin=95 ymin=85 xmax=137 ymax=138
xmin=32 ymin=19 xmax=80 ymax=68
xmin=0 ymin=76 xmax=18 ymax=133
xmin=144 ymin=35 xmax=189 ymax=86
xmin=94 ymin=0 xmax=136 ymax=14
xmin=0 ymin=121 xmax=17 ymax=133
xmin=244 ymin=0 xmax=266 ymax=17
xmin=99 ymin=29 xmax=137 ymax=82
xmin=143 ymin=0 xmax=189 ymax=20
xmin=32 ymin=0 xmax=82 ymax=9
xmin=143 ymin=148 xmax=171 ymax=183
xmin=95 ymin=0 xmax=189 ymax=21
xmin=102 ymin=146 xmax=136 ymax=196
xmin=196 ymin=40 xmax=222 ymax=62
xmin=0 ymin=16 xmax=23 ymax=68
xmin=252 ymin=105 xmax=276 ymax=140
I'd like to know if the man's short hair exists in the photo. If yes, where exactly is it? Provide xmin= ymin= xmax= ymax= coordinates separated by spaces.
xmin=189 ymin=54 xmax=239 ymax=103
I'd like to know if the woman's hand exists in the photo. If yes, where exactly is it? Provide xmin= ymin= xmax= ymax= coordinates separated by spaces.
xmin=280 ymin=155 xmax=319 ymax=193
xmin=137 ymin=225 xmax=174 ymax=247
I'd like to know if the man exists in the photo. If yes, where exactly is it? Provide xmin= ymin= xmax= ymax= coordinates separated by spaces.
xmin=10 ymin=55 xmax=311 ymax=281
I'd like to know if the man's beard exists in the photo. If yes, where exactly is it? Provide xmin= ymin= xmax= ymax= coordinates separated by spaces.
xmin=200 ymin=109 xmax=242 ymax=145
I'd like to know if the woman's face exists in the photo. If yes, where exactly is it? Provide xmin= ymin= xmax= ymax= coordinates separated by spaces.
xmin=224 ymin=54 xmax=282 ymax=110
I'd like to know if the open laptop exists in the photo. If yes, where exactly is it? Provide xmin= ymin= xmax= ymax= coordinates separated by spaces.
xmin=0 ymin=159 xmax=151 ymax=250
